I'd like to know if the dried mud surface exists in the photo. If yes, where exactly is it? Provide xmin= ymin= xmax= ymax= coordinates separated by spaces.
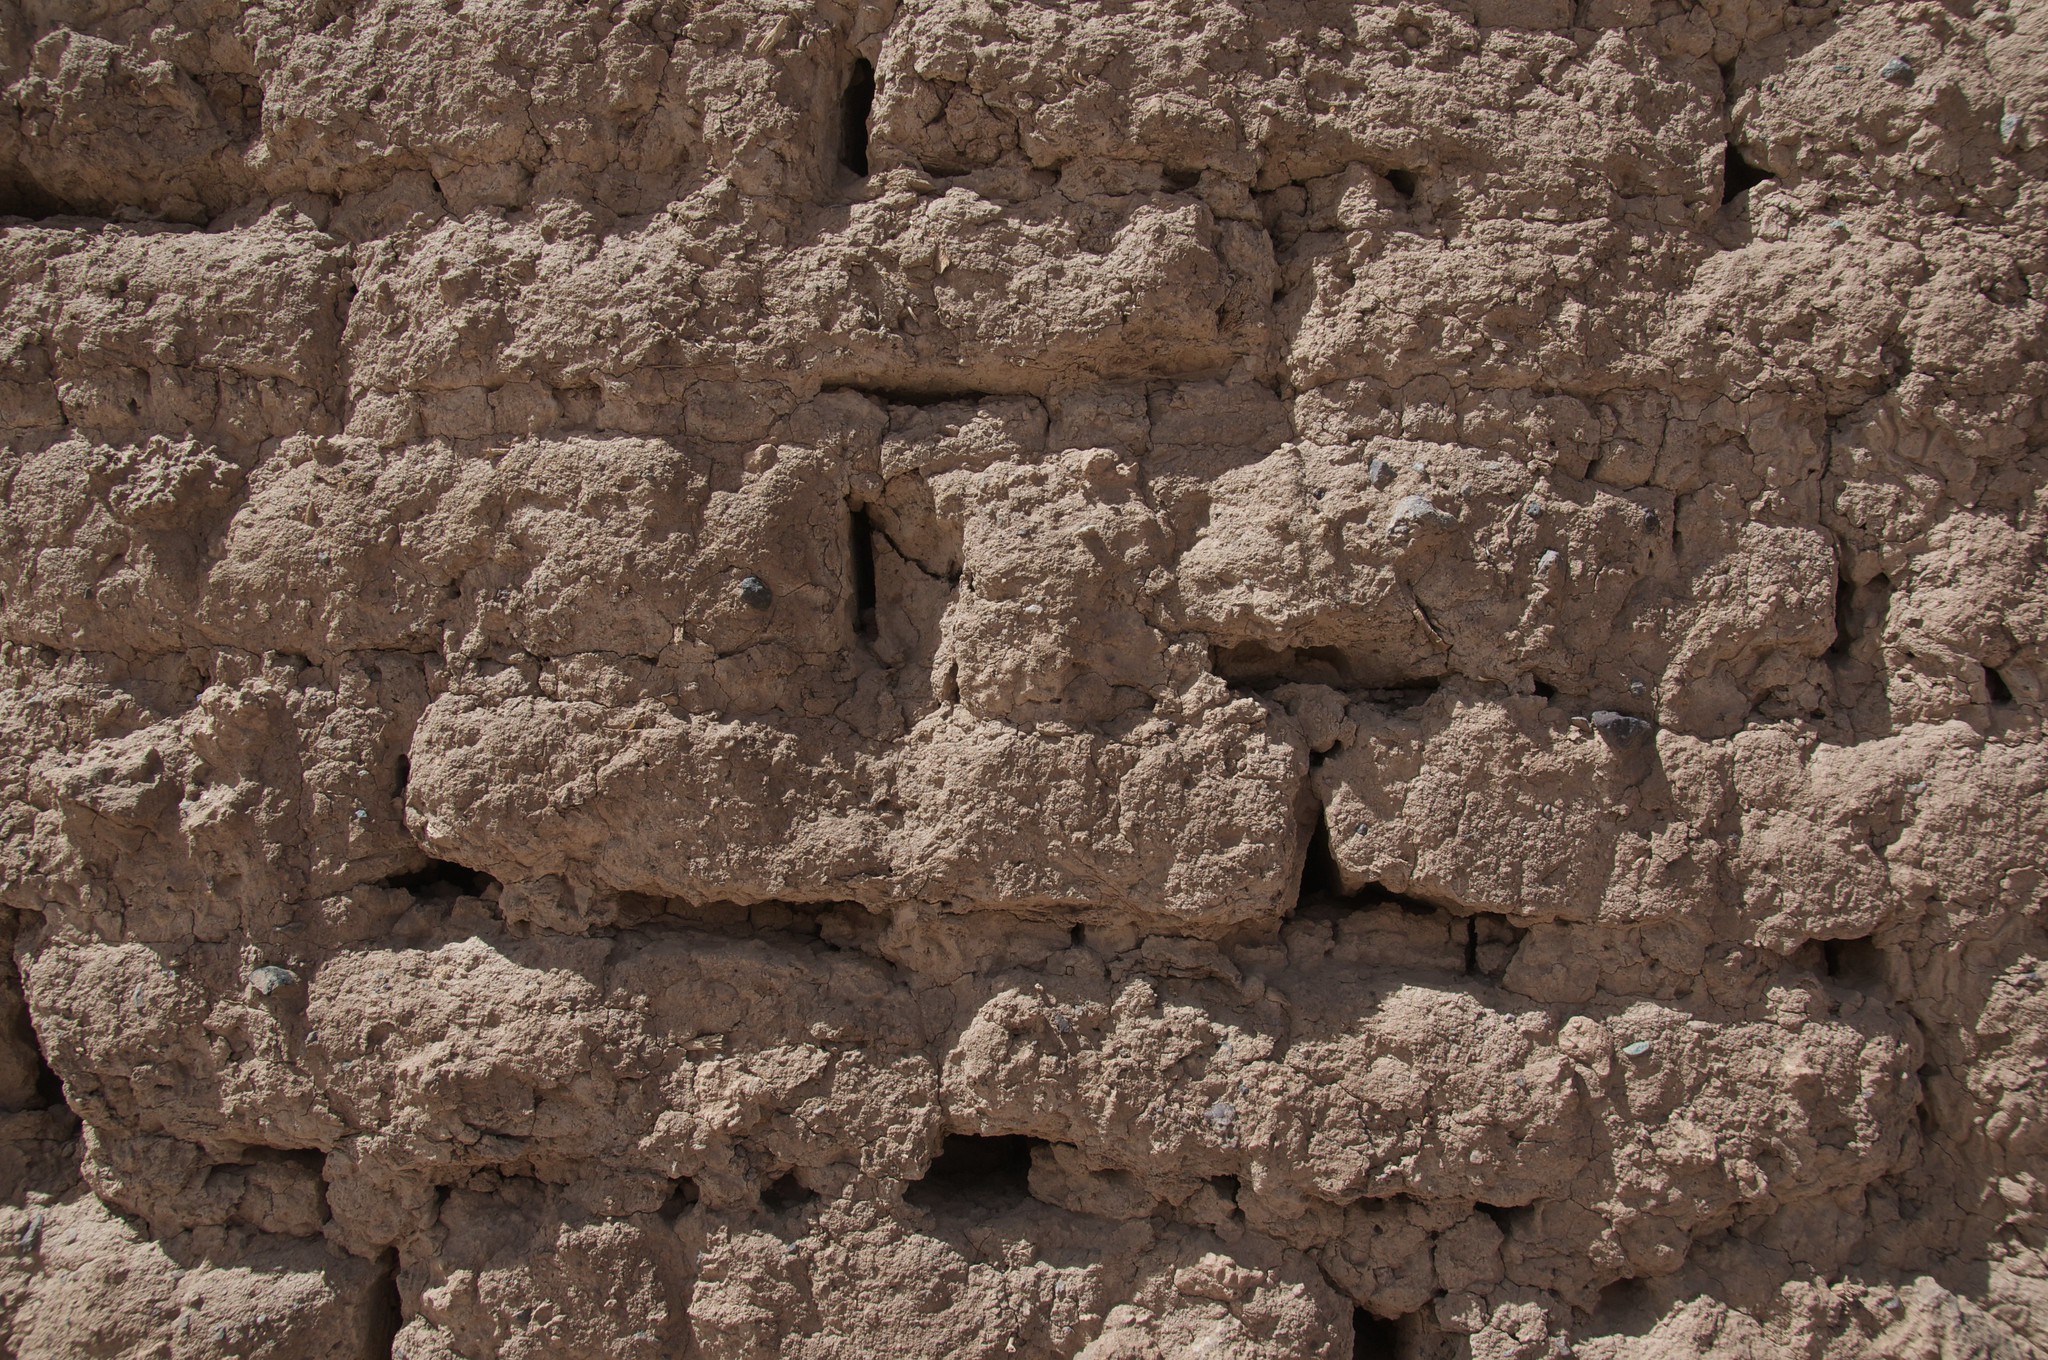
xmin=1 ymin=1 xmax=2045 ymax=1357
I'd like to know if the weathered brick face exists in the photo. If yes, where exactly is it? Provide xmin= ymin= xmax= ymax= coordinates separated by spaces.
xmin=0 ymin=1 xmax=2043 ymax=1357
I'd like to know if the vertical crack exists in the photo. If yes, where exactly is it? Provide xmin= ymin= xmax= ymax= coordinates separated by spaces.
xmin=840 ymin=59 xmax=875 ymax=177
xmin=850 ymin=503 xmax=880 ymax=641
xmin=368 ymin=1249 xmax=403 ymax=1360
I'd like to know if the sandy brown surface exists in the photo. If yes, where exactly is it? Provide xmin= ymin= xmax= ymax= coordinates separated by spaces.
xmin=1 ymin=1 xmax=2045 ymax=1356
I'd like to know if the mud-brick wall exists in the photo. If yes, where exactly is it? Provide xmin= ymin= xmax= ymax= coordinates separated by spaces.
xmin=0 ymin=1 xmax=2044 ymax=1357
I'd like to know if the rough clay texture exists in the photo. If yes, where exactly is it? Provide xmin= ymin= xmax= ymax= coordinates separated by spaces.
xmin=0 ymin=0 xmax=2044 ymax=1357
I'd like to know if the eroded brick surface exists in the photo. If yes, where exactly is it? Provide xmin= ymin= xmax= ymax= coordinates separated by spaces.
xmin=1 ymin=1 xmax=2044 ymax=1356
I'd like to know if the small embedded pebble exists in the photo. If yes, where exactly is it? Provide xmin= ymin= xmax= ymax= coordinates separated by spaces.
xmin=249 ymin=964 xmax=300 ymax=996
xmin=1591 ymin=710 xmax=1655 ymax=749
xmin=1524 ymin=497 xmax=1544 ymax=519
xmin=1367 ymin=456 xmax=1394 ymax=487
xmin=1880 ymin=56 xmax=1914 ymax=84
xmin=1205 ymin=1100 xmax=1236 ymax=1129
xmin=1390 ymin=494 xmax=1455 ymax=530
xmin=2001 ymin=113 xmax=2023 ymax=146
xmin=1622 ymin=1040 xmax=1653 ymax=1058
xmin=1537 ymin=549 xmax=1562 ymax=575
xmin=738 ymin=575 xmax=773 ymax=610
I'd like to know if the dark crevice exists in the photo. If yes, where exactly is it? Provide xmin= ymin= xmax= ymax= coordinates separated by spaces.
xmin=1915 ymin=1060 xmax=1938 ymax=1139
xmin=1361 ymin=680 xmax=1441 ymax=710
xmin=1384 ymin=168 xmax=1418 ymax=200
xmin=5 ymin=911 xmax=67 ymax=1115
xmin=0 ymin=179 xmax=92 ymax=222
xmin=762 ymin=1171 xmax=816 ymax=1214
xmin=366 ymin=1249 xmax=402 ymax=1360
xmin=850 ymin=505 xmax=880 ymax=640
xmin=201 ymin=71 xmax=264 ymax=145
xmin=1820 ymin=935 xmax=1886 ymax=993
xmin=1985 ymin=664 xmax=2014 ymax=705
xmin=840 ymin=58 xmax=874 ymax=177
xmin=377 ymin=861 xmax=496 ymax=899
xmin=22 ymin=1002 xmax=68 ymax=1114
xmin=906 ymin=1134 xmax=1044 ymax=1213
xmin=1213 ymin=642 xmax=1440 ymax=701
xmin=1880 ymin=342 xmax=1913 ymax=390
xmin=1722 ymin=142 xmax=1775 ymax=204
xmin=838 ymin=385 xmax=994 ymax=408
xmin=658 ymin=1176 xmax=699 ymax=1222
xmin=1299 ymin=838 xmax=1454 ymax=923
xmin=1531 ymin=677 xmax=1558 ymax=700
xmin=1353 ymin=1306 xmax=1404 ymax=1360
xmin=267 ymin=1146 xmax=328 ymax=1173
xmin=1296 ymin=815 xmax=1344 ymax=909
xmin=1828 ymin=572 xmax=1890 ymax=719
xmin=1209 ymin=1174 xmax=1240 ymax=1208
xmin=1163 ymin=166 xmax=1202 ymax=192
xmin=33 ymin=1052 xmax=64 ymax=1110
xmin=1465 ymin=914 xmax=1525 ymax=981
xmin=1827 ymin=574 xmax=1859 ymax=659
xmin=1593 ymin=1275 xmax=1658 ymax=1337
xmin=1214 ymin=641 xmax=1348 ymax=689
xmin=1476 ymin=1202 xmax=1525 ymax=1237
